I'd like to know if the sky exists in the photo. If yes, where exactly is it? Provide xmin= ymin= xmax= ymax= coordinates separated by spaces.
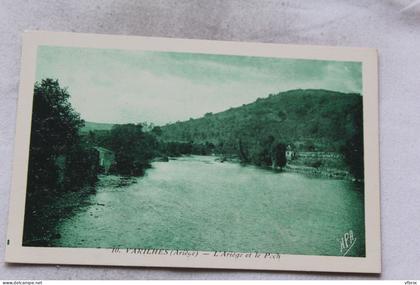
xmin=35 ymin=46 xmax=362 ymax=125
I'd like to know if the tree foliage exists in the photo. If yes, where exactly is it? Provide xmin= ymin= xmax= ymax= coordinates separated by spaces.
xmin=27 ymin=79 xmax=87 ymax=195
xmin=341 ymin=98 xmax=364 ymax=179
xmin=108 ymin=124 xmax=158 ymax=176
xmin=24 ymin=79 xmax=99 ymax=245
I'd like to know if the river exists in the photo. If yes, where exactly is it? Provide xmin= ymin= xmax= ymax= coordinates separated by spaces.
xmin=53 ymin=155 xmax=365 ymax=257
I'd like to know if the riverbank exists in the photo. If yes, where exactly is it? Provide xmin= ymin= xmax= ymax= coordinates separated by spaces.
xmin=23 ymin=174 xmax=141 ymax=246
xmin=23 ymin=185 xmax=96 ymax=246
xmin=284 ymin=163 xmax=359 ymax=181
xmin=212 ymin=154 xmax=359 ymax=181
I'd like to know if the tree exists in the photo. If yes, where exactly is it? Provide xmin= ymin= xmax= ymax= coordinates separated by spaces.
xmin=108 ymin=124 xmax=157 ymax=176
xmin=342 ymin=99 xmax=364 ymax=180
xmin=271 ymin=142 xmax=287 ymax=170
xmin=64 ymin=145 xmax=99 ymax=190
xmin=151 ymin=126 xmax=162 ymax=136
xmin=24 ymin=78 xmax=97 ymax=245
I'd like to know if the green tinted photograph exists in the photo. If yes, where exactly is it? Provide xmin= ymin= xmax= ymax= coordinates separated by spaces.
xmin=23 ymin=45 xmax=365 ymax=257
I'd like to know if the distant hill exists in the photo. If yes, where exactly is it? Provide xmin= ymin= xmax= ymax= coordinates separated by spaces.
xmin=81 ymin=121 xmax=116 ymax=133
xmin=160 ymin=89 xmax=363 ymax=153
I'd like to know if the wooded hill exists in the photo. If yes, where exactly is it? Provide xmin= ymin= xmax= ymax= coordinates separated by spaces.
xmin=160 ymin=89 xmax=364 ymax=177
xmin=161 ymin=89 xmax=362 ymax=151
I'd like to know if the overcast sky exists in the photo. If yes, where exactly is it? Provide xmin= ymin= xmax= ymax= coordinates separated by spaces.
xmin=35 ymin=46 xmax=362 ymax=125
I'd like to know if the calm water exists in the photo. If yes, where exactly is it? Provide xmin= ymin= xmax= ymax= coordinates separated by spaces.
xmin=54 ymin=155 xmax=365 ymax=257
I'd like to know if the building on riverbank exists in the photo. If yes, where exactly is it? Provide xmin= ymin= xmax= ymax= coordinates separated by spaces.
xmin=286 ymin=145 xmax=296 ymax=161
xmin=94 ymin=147 xmax=115 ymax=173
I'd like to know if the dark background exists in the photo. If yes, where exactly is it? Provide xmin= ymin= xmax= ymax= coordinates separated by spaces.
xmin=1 ymin=0 xmax=420 ymax=279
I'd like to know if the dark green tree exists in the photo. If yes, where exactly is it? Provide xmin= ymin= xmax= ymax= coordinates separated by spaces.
xmin=342 ymin=99 xmax=364 ymax=180
xmin=151 ymin=126 xmax=163 ymax=136
xmin=271 ymin=142 xmax=287 ymax=170
xmin=27 ymin=79 xmax=85 ymax=195
xmin=64 ymin=145 xmax=99 ymax=190
xmin=249 ymin=135 xmax=275 ymax=167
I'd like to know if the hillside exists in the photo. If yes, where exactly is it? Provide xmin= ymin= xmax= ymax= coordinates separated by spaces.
xmin=161 ymin=89 xmax=362 ymax=150
xmin=160 ymin=89 xmax=363 ymax=178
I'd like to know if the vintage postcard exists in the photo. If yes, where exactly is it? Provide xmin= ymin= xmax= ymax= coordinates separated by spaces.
xmin=5 ymin=31 xmax=381 ymax=273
